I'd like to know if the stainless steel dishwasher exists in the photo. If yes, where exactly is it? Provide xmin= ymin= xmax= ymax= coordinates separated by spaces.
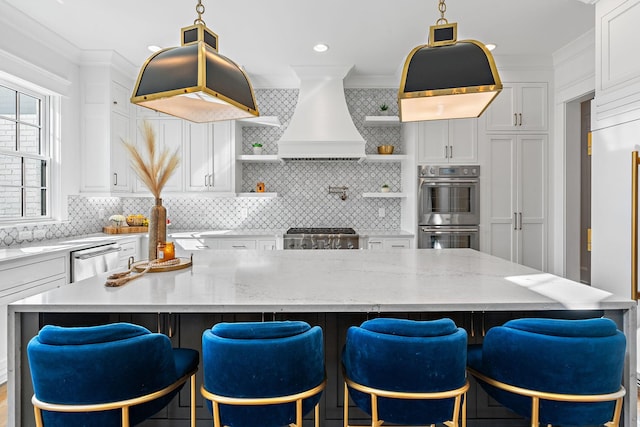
xmin=70 ymin=243 xmax=121 ymax=283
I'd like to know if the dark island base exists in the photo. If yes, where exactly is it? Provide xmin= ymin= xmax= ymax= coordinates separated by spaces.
xmin=19 ymin=309 xmax=612 ymax=427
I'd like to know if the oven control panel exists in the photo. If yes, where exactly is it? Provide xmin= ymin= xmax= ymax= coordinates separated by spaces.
xmin=419 ymin=165 xmax=480 ymax=178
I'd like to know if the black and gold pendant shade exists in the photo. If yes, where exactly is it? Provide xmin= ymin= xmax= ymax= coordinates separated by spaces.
xmin=131 ymin=15 xmax=259 ymax=123
xmin=398 ymin=22 xmax=502 ymax=122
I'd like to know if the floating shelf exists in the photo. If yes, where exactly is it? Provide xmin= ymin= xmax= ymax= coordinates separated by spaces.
xmin=363 ymin=115 xmax=400 ymax=126
xmin=237 ymin=116 xmax=281 ymax=127
xmin=236 ymin=192 xmax=279 ymax=198
xmin=363 ymin=154 xmax=408 ymax=162
xmin=362 ymin=192 xmax=408 ymax=198
xmin=236 ymin=154 xmax=284 ymax=164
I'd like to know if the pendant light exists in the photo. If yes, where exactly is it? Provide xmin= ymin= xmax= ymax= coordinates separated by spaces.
xmin=398 ymin=0 xmax=502 ymax=122
xmin=131 ymin=0 xmax=259 ymax=123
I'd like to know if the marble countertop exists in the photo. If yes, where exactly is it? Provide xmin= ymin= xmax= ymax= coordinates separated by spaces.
xmin=0 ymin=233 xmax=139 ymax=264
xmin=9 ymin=249 xmax=633 ymax=314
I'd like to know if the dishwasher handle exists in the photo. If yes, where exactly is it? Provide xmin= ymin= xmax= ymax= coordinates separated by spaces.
xmin=73 ymin=246 xmax=121 ymax=260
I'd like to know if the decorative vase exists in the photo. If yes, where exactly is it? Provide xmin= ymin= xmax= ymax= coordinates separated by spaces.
xmin=148 ymin=198 xmax=167 ymax=261
xmin=252 ymin=146 xmax=263 ymax=155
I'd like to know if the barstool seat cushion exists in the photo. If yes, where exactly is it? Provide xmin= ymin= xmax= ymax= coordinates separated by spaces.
xmin=28 ymin=323 xmax=199 ymax=427
xmin=202 ymin=320 xmax=324 ymax=427
xmin=342 ymin=317 xmax=467 ymax=425
xmin=468 ymin=317 xmax=625 ymax=426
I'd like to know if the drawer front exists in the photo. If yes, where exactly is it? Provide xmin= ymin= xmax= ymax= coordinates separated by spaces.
xmin=1 ymin=255 xmax=67 ymax=291
xmin=385 ymin=238 xmax=412 ymax=249
xmin=218 ymin=239 xmax=257 ymax=250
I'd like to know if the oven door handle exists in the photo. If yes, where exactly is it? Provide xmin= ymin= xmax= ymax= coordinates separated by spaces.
xmin=420 ymin=227 xmax=479 ymax=233
xmin=419 ymin=180 xmax=479 ymax=186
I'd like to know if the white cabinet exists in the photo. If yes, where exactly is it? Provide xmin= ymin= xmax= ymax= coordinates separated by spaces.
xmin=80 ymin=66 xmax=133 ymax=193
xmin=0 ymin=253 xmax=68 ymax=382
xmin=485 ymin=83 xmax=547 ymax=132
xmin=110 ymin=109 xmax=132 ymax=191
xmin=134 ymin=117 xmax=183 ymax=193
xmin=485 ymin=134 xmax=547 ymax=270
xmin=417 ymin=118 xmax=477 ymax=164
xmin=186 ymin=121 xmax=234 ymax=193
xmin=117 ymin=238 xmax=139 ymax=269
xmin=174 ymin=236 xmax=280 ymax=256
xmin=366 ymin=237 xmax=413 ymax=250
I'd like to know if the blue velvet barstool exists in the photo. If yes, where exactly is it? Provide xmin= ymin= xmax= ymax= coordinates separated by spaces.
xmin=27 ymin=322 xmax=199 ymax=427
xmin=201 ymin=320 xmax=326 ymax=427
xmin=342 ymin=317 xmax=469 ymax=427
xmin=467 ymin=317 xmax=626 ymax=427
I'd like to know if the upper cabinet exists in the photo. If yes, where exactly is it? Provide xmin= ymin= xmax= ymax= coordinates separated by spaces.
xmin=417 ymin=118 xmax=478 ymax=164
xmin=79 ymin=60 xmax=134 ymax=194
xmin=485 ymin=83 xmax=548 ymax=132
xmin=134 ymin=116 xmax=184 ymax=193
xmin=185 ymin=121 xmax=234 ymax=193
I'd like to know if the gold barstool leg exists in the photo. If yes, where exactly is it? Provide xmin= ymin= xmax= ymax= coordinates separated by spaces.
xmin=530 ymin=396 xmax=539 ymax=427
xmin=122 ymin=406 xmax=130 ymax=427
xmin=33 ymin=406 xmax=43 ymax=427
xmin=315 ymin=402 xmax=320 ymax=427
xmin=343 ymin=382 xmax=349 ymax=427
xmin=191 ymin=374 xmax=196 ymax=427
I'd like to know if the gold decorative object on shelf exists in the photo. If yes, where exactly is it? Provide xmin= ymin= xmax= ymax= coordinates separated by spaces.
xmin=377 ymin=145 xmax=395 ymax=155
xmin=122 ymin=121 xmax=181 ymax=261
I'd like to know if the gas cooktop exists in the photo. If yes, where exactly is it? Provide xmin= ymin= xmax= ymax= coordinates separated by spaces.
xmin=286 ymin=227 xmax=356 ymax=235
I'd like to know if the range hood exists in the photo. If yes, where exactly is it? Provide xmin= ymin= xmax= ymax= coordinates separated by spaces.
xmin=277 ymin=66 xmax=366 ymax=161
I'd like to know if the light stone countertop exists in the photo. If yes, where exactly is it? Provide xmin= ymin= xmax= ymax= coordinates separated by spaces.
xmin=8 ymin=248 xmax=633 ymax=313
xmin=0 ymin=233 xmax=139 ymax=264
xmin=357 ymin=229 xmax=415 ymax=238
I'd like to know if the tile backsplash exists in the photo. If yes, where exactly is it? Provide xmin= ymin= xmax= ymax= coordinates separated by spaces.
xmin=0 ymin=88 xmax=405 ymax=247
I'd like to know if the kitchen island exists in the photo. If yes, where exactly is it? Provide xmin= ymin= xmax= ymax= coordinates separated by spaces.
xmin=8 ymin=249 xmax=637 ymax=427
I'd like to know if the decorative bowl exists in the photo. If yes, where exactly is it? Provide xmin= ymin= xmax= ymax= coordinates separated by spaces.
xmin=377 ymin=145 xmax=394 ymax=155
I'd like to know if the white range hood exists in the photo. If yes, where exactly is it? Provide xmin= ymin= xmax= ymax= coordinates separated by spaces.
xmin=277 ymin=66 xmax=366 ymax=161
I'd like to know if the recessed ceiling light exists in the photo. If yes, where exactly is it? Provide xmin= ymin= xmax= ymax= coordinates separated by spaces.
xmin=313 ymin=43 xmax=329 ymax=53
xmin=147 ymin=45 xmax=162 ymax=53
xmin=485 ymin=43 xmax=497 ymax=51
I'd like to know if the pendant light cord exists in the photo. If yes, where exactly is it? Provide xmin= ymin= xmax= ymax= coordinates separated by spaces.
xmin=194 ymin=0 xmax=206 ymax=26
xmin=436 ymin=0 xmax=448 ymax=25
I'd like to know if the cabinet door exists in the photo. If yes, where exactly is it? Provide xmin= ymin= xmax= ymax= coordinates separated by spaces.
xmin=135 ymin=118 xmax=183 ymax=193
xmin=185 ymin=122 xmax=233 ymax=193
xmin=485 ymin=85 xmax=517 ymax=131
xmin=486 ymin=134 xmax=546 ymax=270
xmin=448 ymin=118 xmax=477 ymax=163
xmin=485 ymin=83 xmax=547 ymax=132
xmin=211 ymin=122 xmax=233 ymax=192
xmin=111 ymin=112 xmax=131 ymax=192
xmin=486 ymin=135 xmax=518 ymax=263
xmin=517 ymin=135 xmax=547 ymax=270
xmin=519 ymin=83 xmax=547 ymax=131
xmin=185 ymin=122 xmax=212 ymax=191
xmin=417 ymin=121 xmax=448 ymax=163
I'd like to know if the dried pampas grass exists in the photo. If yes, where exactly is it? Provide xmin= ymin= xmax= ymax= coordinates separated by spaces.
xmin=122 ymin=121 xmax=181 ymax=199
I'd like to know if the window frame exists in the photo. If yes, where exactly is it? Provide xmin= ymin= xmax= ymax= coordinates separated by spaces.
xmin=0 ymin=81 xmax=52 ymax=223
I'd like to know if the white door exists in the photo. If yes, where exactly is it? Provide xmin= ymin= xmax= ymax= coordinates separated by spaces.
xmin=186 ymin=122 xmax=213 ymax=191
xmin=417 ymin=121 xmax=448 ymax=163
xmin=448 ymin=118 xmax=478 ymax=163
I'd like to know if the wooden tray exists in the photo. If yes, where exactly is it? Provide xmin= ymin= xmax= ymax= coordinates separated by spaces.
xmin=103 ymin=226 xmax=149 ymax=234
xmin=131 ymin=257 xmax=192 ymax=273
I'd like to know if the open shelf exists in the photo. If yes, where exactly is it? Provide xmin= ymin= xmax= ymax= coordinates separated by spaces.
xmin=364 ymin=115 xmax=400 ymax=126
xmin=237 ymin=116 xmax=281 ymax=127
xmin=362 ymin=192 xmax=408 ymax=198
xmin=363 ymin=154 xmax=407 ymax=162
xmin=236 ymin=154 xmax=284 ymax=164
xmin=236 ymin=192 xmax=279 ymax=198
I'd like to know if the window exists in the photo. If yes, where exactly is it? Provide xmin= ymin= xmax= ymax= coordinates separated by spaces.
xmin=0 ymin=83 xmax=49 ymax=220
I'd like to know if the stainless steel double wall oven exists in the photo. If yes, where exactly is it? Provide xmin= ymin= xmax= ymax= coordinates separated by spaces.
xmin=418 ymin=165 xmax=480 ymax=250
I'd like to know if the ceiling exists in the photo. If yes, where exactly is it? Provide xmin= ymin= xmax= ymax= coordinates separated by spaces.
xmin=3 ymin=0 xmax=595 ymax=87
